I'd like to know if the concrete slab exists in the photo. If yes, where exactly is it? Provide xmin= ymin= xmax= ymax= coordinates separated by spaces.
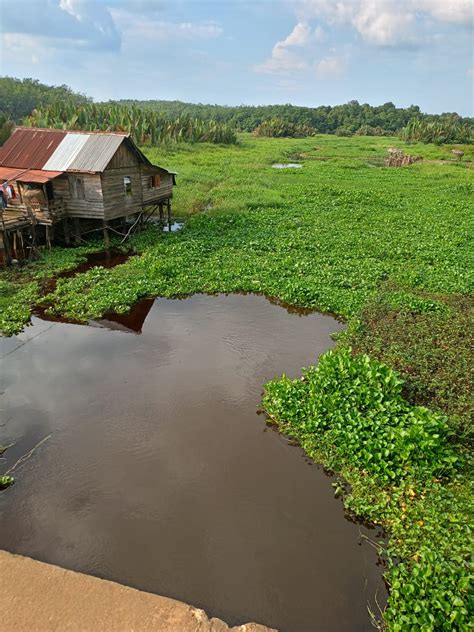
xmin=0 ymin=550 xmax=277 ymax=632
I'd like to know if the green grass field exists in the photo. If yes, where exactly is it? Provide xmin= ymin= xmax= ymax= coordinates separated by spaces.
xmin=1 ymin=134 xmax=473 ymax=630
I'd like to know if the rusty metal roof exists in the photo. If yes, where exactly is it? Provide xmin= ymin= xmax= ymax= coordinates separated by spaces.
xmin=18 ymin=169 xmax=63 ymax=183
xmin=0 ymin=129 xmax=66 ymax=169
xmin=0 ymin=167 xmax=28 ymax=181
xmin=0 ymin=166 xmax=63 ymax=183
xmin=0 ymin=127 xmax=168 ymax=175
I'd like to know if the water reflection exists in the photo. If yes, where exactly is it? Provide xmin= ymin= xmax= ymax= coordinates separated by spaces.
xmin=0 ymin=294 xmax=385 ymax=632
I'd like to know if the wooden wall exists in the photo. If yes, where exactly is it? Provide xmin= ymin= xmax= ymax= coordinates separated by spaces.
xmin=141 ymin=168 xmax=174 ymax=205
xmin=53 ymin=174 xmax=104 ymax=219
xmin=106 ymin=142 xmax=139 ymax=170
xmin=101 ymin=166 xmax=143 ymax=221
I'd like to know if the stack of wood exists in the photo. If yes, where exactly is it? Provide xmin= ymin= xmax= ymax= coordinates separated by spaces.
xmin=22 ymin=188 xmax=46 ymax=206
xmin=451 ymin=149 xmax=464 ymax=161
xmin=385 ymin=147 xmax=422 ymax=167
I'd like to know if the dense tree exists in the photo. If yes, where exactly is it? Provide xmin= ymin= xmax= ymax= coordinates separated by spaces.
xmin=0 ymin=77 xmax=90 ymax=121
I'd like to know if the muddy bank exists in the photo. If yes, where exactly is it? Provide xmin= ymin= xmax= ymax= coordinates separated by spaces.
xmin=0 ymin=294 xmax=385 ymax=631
xmin=0 ymin=550 xmax=276 ymax=632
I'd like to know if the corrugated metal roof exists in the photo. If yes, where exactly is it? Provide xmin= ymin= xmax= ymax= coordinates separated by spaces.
xmin=0 ymin=166 xmax=62 ymax=183
xmin=0 ymin=128 xmax=66 ymax=169
xmin=0 ymin=127 xmax=171 ymax=175
xmin=0 ymin=167 xmax=28 ymax=181
xmin=43 ymin=134 xmax=90 ymax=171
xmin=66 ymin=134 xmax=125 ymax=172
xmin=17 ymin=169 xmax=63 ymax=183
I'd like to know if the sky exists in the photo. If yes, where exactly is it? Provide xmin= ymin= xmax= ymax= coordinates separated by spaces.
xmin=0 ymin=0 xmax=473 ymax=115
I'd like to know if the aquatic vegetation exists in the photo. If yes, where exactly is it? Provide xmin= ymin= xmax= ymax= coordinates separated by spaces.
xmin=0 ymin=475 xmax=14 ymax=489
xmin=0 ymin=281 xmax=40 ymax=337
xmin=0 ymin=241 xmax=120 ymax=335
xmin=263 ymin=349 xmax=460 ymax=484
xmin=262 ymin=349 xmax=472 ymax=631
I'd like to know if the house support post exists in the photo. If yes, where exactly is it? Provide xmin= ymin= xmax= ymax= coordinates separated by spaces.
xmin=26 ymin=205 xmax=37 ymax=258
xmin=73 ymin=219 xmax=81 ymax=245
xmin=45 ymin=225 xmax=52 ymax=251
xmin=159 ymin=203 xmax=164 ymax=224
xmin=167 ymin=200 xmax=171 ymax=231
xmin=0 ymin=231 xmax=8 ymax=266
xmin=0 ymin=210 xmax=10 ymax=265
xmin=63 ymin=217 xmax=70 ymax=245
xmin=12 ymin=230 xmax=18 ymax=259
xmin=17 ymin=230 xmax=25 ymax=260
xmin=103 ymin=220 xmax=111 ymax=250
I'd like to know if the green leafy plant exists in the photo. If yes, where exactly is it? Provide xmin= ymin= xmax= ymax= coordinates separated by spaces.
xmin=262 ymin=349 xmax=471 ymax=631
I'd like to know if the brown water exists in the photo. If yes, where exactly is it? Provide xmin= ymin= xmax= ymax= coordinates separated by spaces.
xmin=0 ymin=294 xmax=385 ymax=631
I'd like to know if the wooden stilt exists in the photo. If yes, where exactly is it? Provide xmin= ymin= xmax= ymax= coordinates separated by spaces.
xmin=159 ymin=203 xmax=164 ymax=224
xmin=18 ymin=230 xmax=25 ymax=260
xmin=167 ymin=200 xmax=171 ymax=230
xmin=26 ymin=206 xmax=37 ymax=256
xmin=12 ymin=231 xmax=18 ymax=260
xmin=0 ymin=232 xmax=6 ymax=266
xmin=45 ymin=225 xmax=52 ymax=251
xmin=0 ymin=210 xmax=9 ymax=265
xmin=3 ymin=231 xmax=11 ymax=266
xmin=73 ymin=218 xmax=81 ymax=245
xmin=103 ymin=220 xmax=111 ymax=250
xmin=63 ymin=217 xmax=70 ymax=245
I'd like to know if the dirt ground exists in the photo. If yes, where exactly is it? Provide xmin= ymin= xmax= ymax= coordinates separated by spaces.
xmin=0 ymin=550 xmax=277 ymax=632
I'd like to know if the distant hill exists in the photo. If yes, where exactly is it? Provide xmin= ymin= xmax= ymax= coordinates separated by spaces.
xmin=0 ymin=77 xmax=90 ymax=122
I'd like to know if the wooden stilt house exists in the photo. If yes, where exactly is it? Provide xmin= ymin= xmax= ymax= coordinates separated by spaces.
xmin=0 ymin=127 xmax=176 ymax=263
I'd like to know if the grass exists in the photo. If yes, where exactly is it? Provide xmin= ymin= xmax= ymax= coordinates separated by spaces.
xmin=1 ymin=133 xmax=472 ymax=629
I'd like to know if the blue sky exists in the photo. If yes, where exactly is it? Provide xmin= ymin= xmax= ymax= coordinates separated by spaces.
xmin=1 ymin=0 xmax=473 ymax=114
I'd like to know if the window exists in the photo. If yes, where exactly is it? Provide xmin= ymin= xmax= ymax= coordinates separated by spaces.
xmin=123 ymin=176 xmax=132 ymax=196
xmin=149 ymin=174 xmax=161 ymax=189
xmin=45 ymin=181 xmax=54 ymax=201
xmin=69 ymin=176 xmax=85 ymax=199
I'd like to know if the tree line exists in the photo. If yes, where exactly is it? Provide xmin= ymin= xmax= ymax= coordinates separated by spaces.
xmin=0 ymin=76 xmax=472 ymax=145
xmin=110 ymin=98 xmax=473 ymax=137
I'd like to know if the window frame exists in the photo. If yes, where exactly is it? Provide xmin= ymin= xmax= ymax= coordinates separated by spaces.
xmin=123 ymin=176 xmax=132 ymax=197
xmin=69 ymin=175 xmax=85 ymax=200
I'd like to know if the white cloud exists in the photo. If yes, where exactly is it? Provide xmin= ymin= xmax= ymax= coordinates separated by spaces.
xmin=281 ymin=21 xmax=312 ymax=46
xmin=315 ymin=55 xmax=345 ymax=77
xmin=255 ymin=21 xmax=323 ymax=73
xmin=256 ymin=0 xmax=472 ymax=81
xmin=351 ymin=4 xmax=415 ymax=46
xmin=416 ymin=0 xmax=473 ymax=25
xmin=295 ymin=0 xmax=473 ymax=46
xmin=1 ymin=0 xmax=121 ymax=51
xmin=0 ymin=0 xmax=223 ymax=60
xmin=110 ymin=8 xmax=223 ymax=44
xmin=468 ymin=67 xmax=474 ymax=77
